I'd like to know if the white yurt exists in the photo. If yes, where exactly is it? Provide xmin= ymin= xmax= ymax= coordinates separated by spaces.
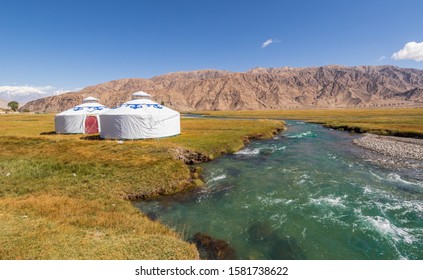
xmin=55 ymin=97 xmax=109 ymax=134
xmin=100 ymin=91 xmax=180 ymax=139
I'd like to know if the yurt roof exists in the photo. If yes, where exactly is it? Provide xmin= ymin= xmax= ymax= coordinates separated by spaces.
xmin=83 ymin=96 xmax=100 ymax=103
xmin=101 ymin=93 xmax=178 ymax=117
xmin=103 ymin=100 xmax=170 ymax=116
xmin=56 ymin=100 xmax=109 ymax=116
xmin=132 ymin=91 xmax=151 ymax=99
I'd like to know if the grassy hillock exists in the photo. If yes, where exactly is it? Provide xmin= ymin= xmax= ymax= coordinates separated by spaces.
xmin=0 ymin=114 xmax=283 ymax=259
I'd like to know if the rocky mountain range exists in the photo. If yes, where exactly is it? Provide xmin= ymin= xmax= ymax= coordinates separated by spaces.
xmin=21 ymin=65 xmax=423 ymax=112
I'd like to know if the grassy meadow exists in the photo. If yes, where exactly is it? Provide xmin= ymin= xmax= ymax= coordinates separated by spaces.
xmin=197 ymin=107 xmax=423 ymax=137
xmin=1 ymin=107 xmax=421 ymax=259
xmin=0 ymin=113 xmax=283 ymax=259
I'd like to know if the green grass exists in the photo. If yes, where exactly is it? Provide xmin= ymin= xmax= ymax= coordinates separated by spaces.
xmin=196 ymin=107 xmax=423 ymax=137
xmin=0 ymin=114 xmax=284 ymax=259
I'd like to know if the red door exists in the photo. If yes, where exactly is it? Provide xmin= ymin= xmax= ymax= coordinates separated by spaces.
xmin=84 ymin=116 xmax=99 ymax=134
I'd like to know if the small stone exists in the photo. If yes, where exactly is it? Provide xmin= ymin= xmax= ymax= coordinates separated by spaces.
xmin=190 ymin=232 xmax=237 ymax=260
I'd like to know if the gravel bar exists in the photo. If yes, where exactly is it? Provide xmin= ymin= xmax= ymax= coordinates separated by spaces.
xmin=353 ymin=133 xmax=423 ymax=161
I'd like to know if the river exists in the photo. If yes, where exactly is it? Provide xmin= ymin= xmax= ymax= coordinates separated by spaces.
xmin=133 ymin=121 xmax=423 ymax=259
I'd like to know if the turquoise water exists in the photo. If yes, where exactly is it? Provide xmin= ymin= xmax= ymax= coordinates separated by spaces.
xmin=134 ymin=121 xmax=423 ymax=259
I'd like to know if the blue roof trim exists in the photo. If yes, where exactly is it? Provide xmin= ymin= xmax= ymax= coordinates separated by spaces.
xmin=113 ymin=104 xmax=164 ymax=110
xmin=73 ymin=106 xmax=107 ymax=111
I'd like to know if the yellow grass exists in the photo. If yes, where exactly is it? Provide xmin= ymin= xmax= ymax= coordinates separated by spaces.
xmin=0 ymin=194 xmax=194 ymax=259
xmin=0 ymin=114 xmax=284 ymax=259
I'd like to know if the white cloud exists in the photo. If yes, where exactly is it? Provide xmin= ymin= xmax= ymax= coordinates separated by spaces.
xmin=0 ymin=85 xmax=79 ymax=104
xmin=261 ymin=38 xmax=281 ymax=48
xmin=262 ymin=39 xmax=274 ymax=48
xmin=0 ymin=85 xmax=54 ymax=96
xmin=379 ymin=56 xmax=386 ymax=61
xmin=391 ymin=41 xmax=423 ymax=62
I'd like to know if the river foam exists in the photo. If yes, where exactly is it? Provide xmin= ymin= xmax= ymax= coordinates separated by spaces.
xmin=286 ymin=131 xmax=317 ymax=139
xmin=235 ymin=145 xmax=286 ymax=156
xmin=363 ymin=216 xmax=417 ymax=244
xmin=309 ymin=195 xmax=347 ymax=208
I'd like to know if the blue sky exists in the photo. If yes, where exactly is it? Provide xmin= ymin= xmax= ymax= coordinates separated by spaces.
xmin=1 ymin=0 xmax=423 ymax=101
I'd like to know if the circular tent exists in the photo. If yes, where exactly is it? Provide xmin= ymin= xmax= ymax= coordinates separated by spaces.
xmin=100 ymin=91 xmax=180 ymax=139
xmin=55 ymin=97 xmax=109 ymax=134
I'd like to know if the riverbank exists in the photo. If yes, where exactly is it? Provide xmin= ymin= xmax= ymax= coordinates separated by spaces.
xmin=0 ymin=114 xmax=284 ymax=259
xmin=196 ymin=107 xmax=423 ymax=138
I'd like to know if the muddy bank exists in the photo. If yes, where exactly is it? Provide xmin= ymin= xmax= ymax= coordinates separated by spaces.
xmin=173 ymin=148 xmax=210 ymax=164
xmin=323 ymin=123 xmax=423 ymax=138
